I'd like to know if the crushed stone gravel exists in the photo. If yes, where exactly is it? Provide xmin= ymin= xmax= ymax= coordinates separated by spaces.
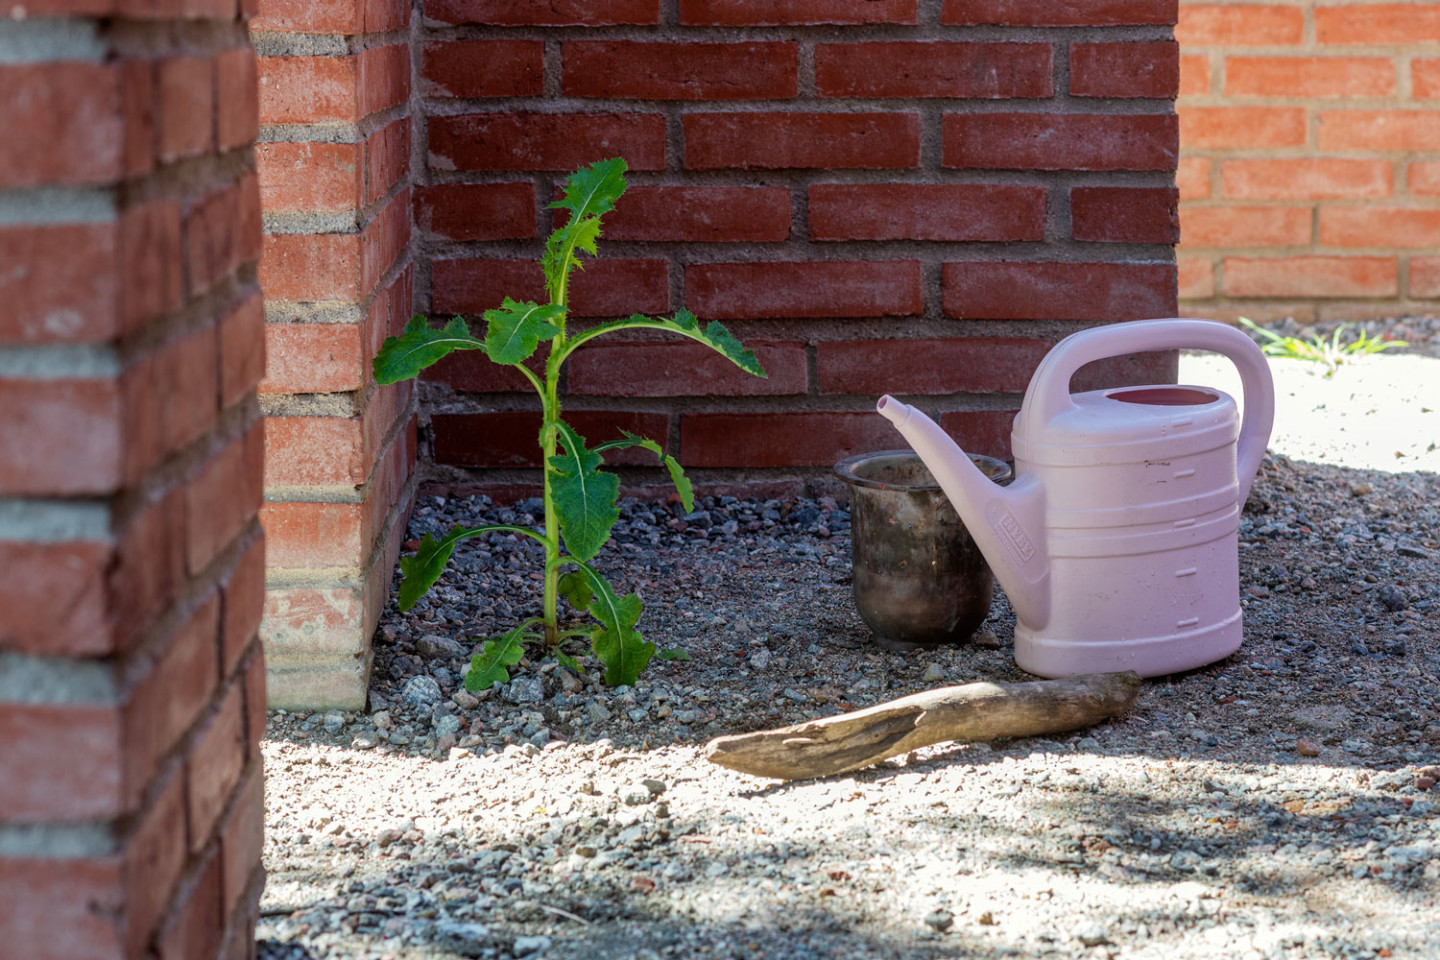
xmin=259 ymin=319 xmax=1440 ymax=960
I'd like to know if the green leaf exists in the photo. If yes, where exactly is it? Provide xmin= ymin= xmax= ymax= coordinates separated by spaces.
xmin=395 ymin=524 xmax=546 ymax=611
xmin=574 ymin=563 xmax=653 ymax=687
xmin=543 ymin=217 xmax=603 ymax=304
xmin=557 ymin=570 xmax=594 ymax=611
xmin=555 ymin=649 xmax=582 ymax=673
xmin=373 ymin=315 xmax=483 ymax=384
xmin=548 ymin=421 xmax=620 ymax=563
xmin=465 ymin=622 xmax=531 ymax=691
xmin=482 ymin=298 xmax=564 ymax=365
xmin=548 ymin=157 xmax=628 ymax=221
xmin=658 ymin=648 xmax=692 ymax=662
xmin=592 ymin=431 xmax=694 ymax=513
xmin=666 ymin=308 xmax=766 ymax=378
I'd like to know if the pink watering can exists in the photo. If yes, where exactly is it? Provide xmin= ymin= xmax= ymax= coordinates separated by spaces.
xmin=878 ymin=319 xmax=1275 ymax=678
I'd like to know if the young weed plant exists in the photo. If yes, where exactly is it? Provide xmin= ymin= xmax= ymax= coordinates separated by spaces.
xmin=373 ymin=158 xmax=766 ymax=691
xmin=1238 ymin=316 xmax=1406 ymax=377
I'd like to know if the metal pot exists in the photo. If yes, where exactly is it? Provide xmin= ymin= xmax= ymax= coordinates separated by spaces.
xmin=835 ymin=449 xmax=1013 ymax=651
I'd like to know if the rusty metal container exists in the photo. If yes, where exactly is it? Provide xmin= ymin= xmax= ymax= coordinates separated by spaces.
xmin=835 ymin=449 xmax=1012 ymax=651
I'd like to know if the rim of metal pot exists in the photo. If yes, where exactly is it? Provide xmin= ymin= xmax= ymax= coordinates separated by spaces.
xmin=834 ymin=449 xmax=1013 ymax=491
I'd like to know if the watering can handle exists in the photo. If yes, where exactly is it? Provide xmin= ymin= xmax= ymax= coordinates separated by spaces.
xmin=1023 ymin=319 xmax=1275 ymax=501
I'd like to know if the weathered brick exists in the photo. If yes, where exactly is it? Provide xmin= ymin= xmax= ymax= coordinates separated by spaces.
xmin=941 ymin=261 xmax=1177 ymax=320
xmin=430 ymin=113 xmax=667 ymax=172
xmin=1178 ymin=53 xmax=1209 ymax=96
xmin=365 ymin=117 xmax=410 ymax=206
xmin=584 ymin=186 xmax=791 ymax=242
xmin=1410 ymin=161 xmax=1440 ymax=196
xmin=1222 ymin=158 xmax=1392 ymax=200
xmin=157 ymin=849 xmax=223 ymax=960
xmin=241 ymin=642 xmax=267 ymax=756
xmin=1180 ymin=205 xmax=1311 ymax=248
xmin=568 ymin=341 xmax=807 ymax=396
xmin=423 ymin=40 xmax=544 ymax=98
xmin=680 ymin=0 xmax=916 ymax=24
xmin=426 ymin=0 xmax=659 ymax=25
xmin=815 ymin=42 xmax=1052 ymax=99
xmin=808 ymin=183 xmax=1045 ymax=242
xmin=185 ymin=180 xmax=248 ymax=298
xmin=1224 ymin=57 xmax=1395 ymax=99
xmin=1411 ymin=257 xmax=1440 ymax=298
xmin=943 ymin=0 xmax=1175 ymax=26
xmin=219 ymin=292 xmax=266 ymax=410
xmin=186 ymin=681 xmax=246 ymax=853
xmin=944 ymin=113 xmax=1178 ymax=171
xmin=1178 ymin=257 xmax=1216 ymax=299
xmin=264 ymin=381 xmax=408 ymax=488
xmin=1223 ymin=256 xmax=1398 ymax=298
xmin=1069 ymin=41 xmax=1179 ymax=99
xmin=817 ymin=337 xmax=1050 ymax=395
xmin=433 ymin=410 xmax=670 ymax=468
xmin=216 ymin=48 xmax=258 ymax=151
xmin=258 ymin=55 xmax=358 ymax=125
xmin=1179 ymin=107 xmax=1307 ymax=149
xmin=260 ymin=323 xmax=363 ymax=394
xmin=1319 ymin=208 xmax=1440 ymax=248
xmin=358 ymin=44 xmax=411 ymax=117
xmin=158 ymin=56 xmax=215 ymax=162
xmin=684 ymin=112 xmax=921 ymax=170
xmin=432 ymin=257 xmax=669 ymax=317
xmin=680 ymin=412 xmax=908 ymax=468
xmin=1177 ymin=156 xmax=1211 ymax=200
xmin=564 ymin=41 xmax=799 ymax=100
xmin=259 ymin=189 xmax=410 ymax=302
xmin=0 ymin=220 xmax=120 ymax=344
xmin=0 ymin=62 xmax=123 ymax=188
xmin=220 ymin=762 xmax=265 ymax=924
xmin=1317 ymin=111 xmax=1440 ymax=152
xmin=1316 ymin=4 xmax=1440 ymax=45
xmin=120 ymin=200 xmax=186 ymax=332
xmin=1177 ymin=4 xmax=1303 ymax=44
xmin=414 ymin=182 xmax=536 ymax=241
xmin=256 ymin=141 xmax=362 ymax=213
xmin=1071 ymin=186 xmax=1179 ymax=244
xmin=221 ymin=534 xmax=266 ymax=675
xmin=686 ymin=261 xmax=923 ymax=319
xmin=251 ymin=0 xmax=362 ymax=36
xmin=0 ymin=700 xmax=123 ymax=821
xmin=0 ymin=377 xmax=124 ymax=496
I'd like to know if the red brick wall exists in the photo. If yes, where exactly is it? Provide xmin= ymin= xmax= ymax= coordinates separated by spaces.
xmin=0 ymin=0 xmax=266 ymax=956
xmin=1178 ymin=1 xmax=1440 ymax=322
xmin=414 ymin=0 xmax=1182 ymax=499
xmin=253 ymin=0 xmax=418 ymax=708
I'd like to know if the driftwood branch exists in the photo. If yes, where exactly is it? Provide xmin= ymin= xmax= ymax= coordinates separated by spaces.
xmin=704 ymin=672 xmax=1142 ymax=781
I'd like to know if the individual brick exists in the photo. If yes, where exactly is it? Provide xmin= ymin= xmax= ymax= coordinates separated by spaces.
xmin=414 ymin=182 xmax=536 ymax=241
xmin=425 ymin=0 xmax=659 ymax=25
xmin=157 ymin=849 xmax=223 ymax=960
xmin=941 ymin=261 xmax=1176 ymax=320
xmin=259 ymin=189 xmax=410 ymax=302
xmin=1180 ymin=206 xmax=1311 ymax=248
xmin=1319 ymin=208 xmax=1440 ymax=248
xmin=158 ymin=56 xmax=215 ymax=162
xmin=1177 ymin=156 xmax=1211 ymax=200
xmin=568 ymin=341 xmax=807 ymax=396
xmin=1178 ymin=257 xmax=1216 ymax=299
xmin=1071 ymin=186 xmax=1179 ymax=244
xmin=942 ymin=0 xmax=1175 ymax=25
xmin=1069 ymin=41 xmax=1179 ymax=99
xmin=364 ymin=117 xmax=410 ymax=205
xmin=432 ymin=410 xmax=671 ymax=468
xmin=185 ymin=421 xmax=264 ymax=576
xmin=816 ymin=337 xmax=1051 ymax=395
xmin=0 ymin=62 xmax=123 ymax=188
xmin=219 ymin=762 xmax=265 ymax=927
xmin=680 ymin=0 xmax=916 ymax=25
xmin=684 ymin=112 xmax=921 ymax=170
xmin=679 ymin=411 xmax=912 ymax=468
xmin=219 ymin=292 xmax=265 ymax=410
xmin=429 ymin=113 xmax=667 ymax=172
xmin=260 ymin=324 xmax=364 ymax=395
xmin=1223 ymin=256 xmax=1398 ymax=298
xmin=1179 ymin=106 xmax=1307 ymax=149
xmin=251 ymin=0 xmax=361 ymax=34
xmin=1221 ymin=158 xmax=1392 ymax=200
xmin=220 ymin=534 xmax=266 ymax=675
xmin=0 ymin=220 xmax=121 ymax=344
xmin=185 ymin=681 xmax=246 ymax=852
xmin=584 ymin=186 xmax=791 ymax=242
xmin=1176 ymin=4 xmax=1303 ymax=44
xmin=944 ymin=113 xmax=1178 ymax=171
xmin=216 ymin=47 xmax=259 ymax=151
xmin=422 ymin=40 xmax=544 ymax=98
xmin=256 ymin=141 xmax=363 ymax=213
xmin=0 ymin=378 xmax=125 ymax=496
xmin=1224 ymin=57 xmax=1395 ymax=99
xmin=432 ymin=258 xmax=669 ymax=317
xmin=808 ymin=183 xmax=1045 ymax=242
xmin=1315 ymin=4 xmax=1440 ymax=45
xmin=563 ymin=41 xmax=799 ymax=100
xmin=1410 ymin=161 xmax=1440 ymax=196
xmin=1411 ymin=257 xmax=1440 ymax=297
xmin=258 ymin=55 xmax=358 ymax=125
xmin=1416 ymin=59 xmax=1440 ymax=100
xmin=1178 ymin=53 xmax=1209 ymax=97
xmin=686 ymin=261 xmax=923 ymax=319
xmin=815 ymin=42 xmax=1052 ymax=99
xmin=1317 ymin=111 xmax=1440 ymax=151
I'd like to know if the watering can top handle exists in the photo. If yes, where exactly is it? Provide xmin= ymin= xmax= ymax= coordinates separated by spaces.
xmin=1023 ymin=319 xmax=1276 ymax=499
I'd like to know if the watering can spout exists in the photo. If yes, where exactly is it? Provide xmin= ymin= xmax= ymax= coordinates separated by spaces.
xmin=876 ymin=396 xmax=1051 ymax=631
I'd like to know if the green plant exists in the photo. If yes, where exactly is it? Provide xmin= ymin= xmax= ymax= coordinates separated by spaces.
xmin=373 ymin=158 xmax=766 ymax=690
xmin=1238 ymin=316 xmax=1407 ymax=377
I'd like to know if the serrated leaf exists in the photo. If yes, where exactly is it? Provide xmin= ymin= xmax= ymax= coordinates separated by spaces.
xmin=395 ymin=524 xmax=545 ymax=611
xmin=574 ymin=563 xmax=653 ymax=687
xmin=548 ymin=421 xmax=620 ymax=562
xmin=592 ymin=431 xmax=693 ymax=513
xmin=669 ymin=308 xmax=766 ymax=378
xmin=548 ymin=157 xmax=628 ymax=221
xmin=374 ymin=316 xmax=483 ymax=384
xmin=482 ymin=298 xmax=564 ymax=365
xmin=557 ymin=570 xmax=594 ymax=611
xmin=465 ymin=624 xmax=530 ymax=691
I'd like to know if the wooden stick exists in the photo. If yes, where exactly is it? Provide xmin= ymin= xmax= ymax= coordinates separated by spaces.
xmin=704 ymin=672 xmax=1142 ymax=781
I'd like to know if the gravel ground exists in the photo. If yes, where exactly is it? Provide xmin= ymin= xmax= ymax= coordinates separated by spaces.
xmin=259 ymin=319 xmax=1440 ymax=960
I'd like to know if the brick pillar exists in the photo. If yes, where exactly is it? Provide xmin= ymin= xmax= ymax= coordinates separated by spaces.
xmin=414 ymin=0 xmax=1181 ymax=499
xmin=253 ymin=0 xmax=417 ymax=708
xmin=0 ymin=2 xmax=266 ymax=958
